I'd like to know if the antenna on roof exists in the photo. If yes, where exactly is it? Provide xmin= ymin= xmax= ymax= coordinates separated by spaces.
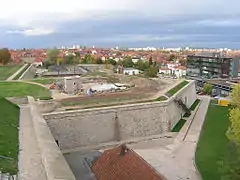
xmin=119 ymin=144 xmax=128 ymax=156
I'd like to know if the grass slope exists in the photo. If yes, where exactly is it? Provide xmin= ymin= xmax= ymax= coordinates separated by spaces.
xmin=171 ymin=119 xmax=186 ymax=132
xmin=167 ymin=81 xmax=189 ymax=97
xmin=195 ymin=101 xmax=239 ymax=180
xmin=30 ymin=78 xmax=56 ymax=85
xmin=190 ymin=99 xmax=200 ymax=111
xmin=13 ymin=63 xmax=31 ymax=80
xmin=0 ymin=82 xmax=50 ymax=98
xmin=0 ymin=65 xmax=22 ymax=80
xmin=0 ymin=98 xmax=19 ymax=174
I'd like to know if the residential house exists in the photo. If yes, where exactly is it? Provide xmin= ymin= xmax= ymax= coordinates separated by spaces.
xmin=159 ymin=68 xmax=171 ymax=75
xmin=173 ymin=66 xmax=187 ymax=78
xmin=123 ymin=68 xmax=140 ymax=75
xmin=33 ymin=58 xmax=43 ymax=67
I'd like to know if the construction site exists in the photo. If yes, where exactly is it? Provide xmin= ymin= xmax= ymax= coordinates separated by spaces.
xmin=37 ymin=71 xmax=182 ymax=111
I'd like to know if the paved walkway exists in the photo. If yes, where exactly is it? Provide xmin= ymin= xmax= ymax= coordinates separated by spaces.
xmin=135 ymin=96 xmax=210 ymax=180
xmin=18 ymin=105 xmax=47 ymax=180
xmin=6 ymin=64 xmax=28 ymax=81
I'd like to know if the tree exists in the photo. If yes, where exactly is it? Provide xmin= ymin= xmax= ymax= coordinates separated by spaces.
xmin=116 ymin=51 xmax=122 ymax=56
xmin=145 ymin=65 xmax=158 ymax=77
xmin=0 ymin=48 xmax=11 ymax=65
xmin=202 ymin=83 xmax=213 ymax=95
xmin=169 ymin=54 xmax=176 ymax=61
xmin=149 ymin=56 xmax=153 ymax=66
xmin=46 ymin=49 xmax=59 ymax=62
xmin=227 ymin=108 xmax=240 ymax=146
xmin=63 ymin=55 xmax=74 ymax=64
xmin=122 ymin=56 xmax=134 ymax=68
xmin=227 ymin=83 xmax=240 ymax=147
xmin=229 ymin=83 xmax=240 ymax=108
xmin=106 ymin=59 xmax=116 ymax=66
xmin=96 ymin=58 xmax=103 ymax=64
xmin=57 ymin=58 xmax=63 ymax=65
xmin=135 ymin=60 xmax=149 ymax=71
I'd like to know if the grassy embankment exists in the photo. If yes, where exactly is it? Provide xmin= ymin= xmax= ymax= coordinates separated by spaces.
xmin=0 ymin=65 xmax=22 ymax=80
xmin=196 ymin=101 xmax=240 ymax=180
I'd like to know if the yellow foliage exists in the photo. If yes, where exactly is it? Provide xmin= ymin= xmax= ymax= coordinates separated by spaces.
xmin=227 ymin=108 xmax=240 ymax=146
xmin=230 ymin=83 xmax=240 ymax=108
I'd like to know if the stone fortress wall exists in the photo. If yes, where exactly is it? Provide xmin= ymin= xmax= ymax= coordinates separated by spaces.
xmin=19 ymin=97 xmax=76 ymax=180
xmin=43 ymin=81 xmax=197 ymax=152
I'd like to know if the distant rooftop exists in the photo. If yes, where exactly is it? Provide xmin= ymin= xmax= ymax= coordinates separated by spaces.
xmin=123 ymin=68 xmax=139 ymax=71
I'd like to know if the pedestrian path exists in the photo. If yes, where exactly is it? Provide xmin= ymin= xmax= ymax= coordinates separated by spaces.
xmin=18 ymin=105 xmax=47 ymax=180
xmin=135 ymin=96 xmax=210 ymax=180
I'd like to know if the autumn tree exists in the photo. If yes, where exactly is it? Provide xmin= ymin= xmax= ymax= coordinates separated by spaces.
xmin=96 ymin=58 xmax=103 ymax=64
xmin=149 ymin=56 xmax=153 ymax=65
xmin=63 ymin=55 xmax=74 ymax=64
xmin=227 ymin=83 xmax=240 ymax=147
xmin=0 ymin=48 xmax=11 ymax=65
xmin=169 ymin=54 xmax=176 ymax=61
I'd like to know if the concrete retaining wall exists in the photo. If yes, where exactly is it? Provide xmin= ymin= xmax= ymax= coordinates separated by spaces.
xmin=35 ymin=100 xmax=61 ymax=114
xmin=43 ymin=81 xmax=197 ymax=151
xmin=27 ymin=97 xmax=76 ymax=180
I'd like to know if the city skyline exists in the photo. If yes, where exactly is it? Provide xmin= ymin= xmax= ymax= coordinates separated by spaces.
xmin=1 ymin=0 xmax=240 ymax=49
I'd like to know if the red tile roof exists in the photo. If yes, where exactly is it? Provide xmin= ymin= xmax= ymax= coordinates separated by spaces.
xmin=159 ymin=68 xmax=170 ymax=71
xmin=91 ymin=145 xmax=164 ymax=180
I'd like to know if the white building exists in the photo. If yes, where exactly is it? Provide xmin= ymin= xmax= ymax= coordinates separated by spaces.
xmin=123 ymin=68 xmax=140 ymax=75
xmin=159 ymin=68 xmax=171 ymax=75
xmin=159 ymin=62 xmax=187 ymax=78
xmin=132 ymin=58 xmax=141 ymax=63
xmin=172 ymin=66 xmax=187 ymax=78
xmin=33 ymin=59 xmax=43 ymax=67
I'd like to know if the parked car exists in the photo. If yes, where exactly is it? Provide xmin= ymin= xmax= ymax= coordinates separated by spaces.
xmin=198 ymin=92 xmax=206 ymax=95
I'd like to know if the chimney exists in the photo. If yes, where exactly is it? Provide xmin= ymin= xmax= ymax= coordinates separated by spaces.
xmin=119 ymin=144 xmax=128 ymax=156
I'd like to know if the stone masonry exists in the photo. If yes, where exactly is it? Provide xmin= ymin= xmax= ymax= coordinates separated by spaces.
xmin=43 ymin=81 xmax=197 ymax=151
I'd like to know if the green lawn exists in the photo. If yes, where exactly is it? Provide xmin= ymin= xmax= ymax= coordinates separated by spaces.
xmin=166 ymin=81 xmax=189 ymax=97
xmin=171 ymin=119 xmax=186 ymax=132
xmin=30 ymin=78 xmax=56 ymax=85
xmin=0 ymin=82 xmax=51 ymax=98
xmin=190 ymin=99 xmax=200 ymax=111
xmin=0 ymin=65 xmax=22 ymax=80
xmin=0 ymin=98 xmax=19 ymax=174
xmin=13 ymin=63 xmax=31 ymax=80
xmin=195 ymin=101 xmax=240 ymax=180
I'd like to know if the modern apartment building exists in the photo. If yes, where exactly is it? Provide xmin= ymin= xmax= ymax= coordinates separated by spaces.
xmin=187 ymin=53 xmax=240 ymax=79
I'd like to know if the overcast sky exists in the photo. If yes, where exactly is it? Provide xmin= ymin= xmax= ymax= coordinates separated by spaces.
xmin=1 ymin=0 xmax=240 ymax=49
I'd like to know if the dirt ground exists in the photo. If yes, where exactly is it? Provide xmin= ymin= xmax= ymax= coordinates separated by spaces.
xmin=55 ymin=73 xmax=180 ymax=110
